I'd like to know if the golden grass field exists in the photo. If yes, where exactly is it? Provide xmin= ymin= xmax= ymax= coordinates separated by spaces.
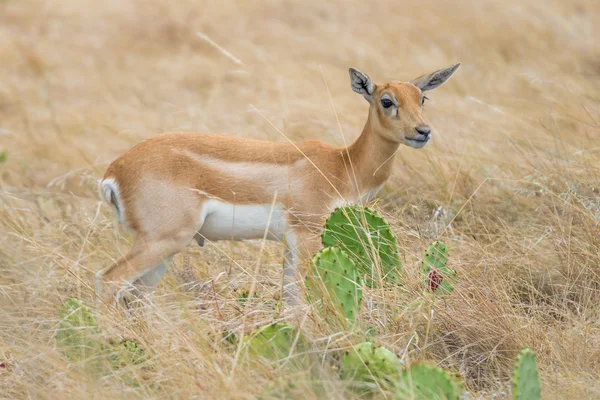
xmin=1 ymin=0 xmax=600 ymax=398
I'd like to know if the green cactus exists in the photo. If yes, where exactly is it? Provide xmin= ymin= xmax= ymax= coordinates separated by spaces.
xmin=512 ymin=348 xmax=541 ymax=400
xmin=341 ymin=342 xmax=402 ymax=394
xmin=56 ymin=298 xmax=103 ymax=365
xmin=322 ymin=205 xmax=401 ymax=286
xmin=307 ymin=247 xmax=363 ymax=324
xmin=108 ymin=339 xmax=146 ymax=386
xmin=56 ymin=299 xmax=149 ymax=383
xmin=421 ymin=241 xmax=456 ymax=295
xmin=245 ymin=323 xmax=304 ymax=362
xmin=396 ymin=362 xmax=463 ymax=400
xmin=108 ymin=339 xmax=146 ymax=369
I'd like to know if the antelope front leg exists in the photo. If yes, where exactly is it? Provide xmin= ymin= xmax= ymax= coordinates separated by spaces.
xmin=282 ymin=227 xmax=321 ymax=305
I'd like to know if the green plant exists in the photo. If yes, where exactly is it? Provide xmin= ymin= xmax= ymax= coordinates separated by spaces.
xmin=223 ymin=330 xmax=238 ymax=346
xmin=396 ymin=362 xmax=463 ymax=400
xmin=512 ymin=348 xmax=541 ymax=400
xmin=56 ymin=298 xmax=148 ymax=384
xmin=321 ymin=205 xmax=401 ymax=286
xmin=307 ymin=246 xmax=363 ymax=325
xmin=421 ymin=241 xmax=456 ymax=295
xmin=341 ymin=342 xmax=402 ymax=394
xmin=245 ymin=323 xmax=304 ymax=363
xmin=236 ymin=289 xmax=260 ymax=305
xmin=55 ymin=298 xmax=103 ymax=366
xmin=108 ymin=339 xmax=146 ymax=369
xmin=106 ymin=339 xmax=146 ymax=386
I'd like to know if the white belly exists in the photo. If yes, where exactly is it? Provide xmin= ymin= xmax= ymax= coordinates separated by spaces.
xmin=198 ymin=199 xmax=287 ymax=241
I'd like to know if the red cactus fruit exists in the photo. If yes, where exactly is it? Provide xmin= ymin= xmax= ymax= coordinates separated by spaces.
xmin=428 ymin=269 xmax=443 ymax=292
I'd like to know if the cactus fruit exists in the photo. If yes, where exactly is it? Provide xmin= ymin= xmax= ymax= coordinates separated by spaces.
xmin=246 ymin=323 xmax=304 ymax=362
xmin=396 ymin=362 xmax=463 ymax=400
xmin=56 ymin=298 xmax=103 ymax=364
xmin=341 ymin=342 xmax=402 ymax=393
xmin=307 ymin=247 xmax=363 ymax=324
xmin=512 ymin=348 xmax=541 ymax=400
xmin=421 ymin=241 xmax=456 ymax=295
xmin=322 ymin=205 xmax=401 ymax=286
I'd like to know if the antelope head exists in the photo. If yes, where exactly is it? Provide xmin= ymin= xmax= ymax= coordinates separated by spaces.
xmin=349 ymin=63 xmax=460 ymax=148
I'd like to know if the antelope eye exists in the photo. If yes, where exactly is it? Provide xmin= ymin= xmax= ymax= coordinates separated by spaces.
xmin=421 ymin=96 xmax=428 ymax=106
xmin=381 ymin=98 xmax=393 ymax=108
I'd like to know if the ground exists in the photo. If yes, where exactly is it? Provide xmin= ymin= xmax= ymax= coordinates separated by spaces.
xmin=0 ymin=0 xmax=599 ymax=398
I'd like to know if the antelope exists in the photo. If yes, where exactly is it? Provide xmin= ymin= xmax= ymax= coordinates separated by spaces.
xmin=96 ymin=64 xmax=460 ymax=306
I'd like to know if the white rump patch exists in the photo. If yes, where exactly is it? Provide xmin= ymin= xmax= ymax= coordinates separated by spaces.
xmin=99 ymin=178 xmax=125 ymax=224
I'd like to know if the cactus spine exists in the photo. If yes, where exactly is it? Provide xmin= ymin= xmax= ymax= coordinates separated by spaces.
xmin=307 ymin=246 xmax=363 ymax=324
xmin=421 ymin=241 xmax=456 ymax=295
xmin=512 ymin=348 xmax=541 ymax=400
xmin=322 ymin=205 xmax=401 ymax=286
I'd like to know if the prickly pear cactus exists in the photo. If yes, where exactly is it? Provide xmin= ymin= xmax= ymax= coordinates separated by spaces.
xmin=307 ymin=247 xmax=363 ymax=324
xmin=108 ymin=339 xmax=146 ymax=369
xmin=246 ymin=323 xmax=304 ymax=362
xmin=421 ymin=241 xmax=456 ymax=295
xmin=322 ymin=205 xmax=401 ymax=286
xmin=107 ymin=339 xmax=146 ymax=386
xmin=56 ymin=298 xmax=103 ymax=364
xmin=512 ymin=348 xmax=541 ymax=400
xmin=396 ymin=362 xmax=463 ymax=400
xmin=342 ymin=342 xmax=402 ymax=394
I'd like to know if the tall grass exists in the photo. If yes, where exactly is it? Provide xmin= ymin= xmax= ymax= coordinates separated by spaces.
xmin=1 ymin=0 xmax=599 ymax=398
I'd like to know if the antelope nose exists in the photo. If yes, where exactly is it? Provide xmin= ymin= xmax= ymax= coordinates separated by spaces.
xmin=415 ymin=126 xmax=431 ymax=137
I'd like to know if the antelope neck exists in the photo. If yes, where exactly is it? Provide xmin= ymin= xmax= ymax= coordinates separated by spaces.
xmin=344 ymin=112 xmax=401 ymax=193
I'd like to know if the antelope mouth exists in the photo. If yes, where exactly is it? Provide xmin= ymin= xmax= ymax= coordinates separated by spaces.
xmin=404 ymin=136 xmax=430 ymax=148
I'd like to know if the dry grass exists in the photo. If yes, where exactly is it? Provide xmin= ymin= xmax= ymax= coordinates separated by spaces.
xmin=1 ymin=0 xmax=599 ymax=398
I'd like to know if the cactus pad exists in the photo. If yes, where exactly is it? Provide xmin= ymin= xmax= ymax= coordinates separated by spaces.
xmin=307 ymin=247 xmax=363 ymax=324
xmin=341 ymin=342 xmax=402 ymax=393
xmin=421 ymin=241 xmax=456 ymax=295
xmin=397 ymin=362 xmax=463 ymax=400
xmin=322 ymin=205 xmax=401 ymax=286
xmin=246 ymin=323 xmax=304 ymax=362
xmin=56 ymin=298 xmax=103 ymax=364
xmin=512 ymin=348 xmax=541 ymax=400
xmin=108 ymin=339 xmax=146 ymax=369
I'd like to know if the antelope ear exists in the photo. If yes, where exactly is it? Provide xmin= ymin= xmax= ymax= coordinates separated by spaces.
xmin=349 ymin=68 xmax=376 ymax=100
xmin=412 ymin=63 xmax=461 ymax=92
